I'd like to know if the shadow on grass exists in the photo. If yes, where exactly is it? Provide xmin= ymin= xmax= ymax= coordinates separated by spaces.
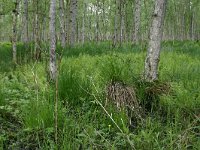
xmin=60 ymin=41 xmax=145 ymax=58
xmin=162 ymin=40 xmax=200 ymax=57
xmin=0 ymin=42 xmax=34 ymax=72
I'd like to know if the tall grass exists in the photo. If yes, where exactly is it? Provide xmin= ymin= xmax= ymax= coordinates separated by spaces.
xmin=0 ymin=41 xmax=199 ymax=149
xmin=57 ymin=41 xmax=200 ymax=149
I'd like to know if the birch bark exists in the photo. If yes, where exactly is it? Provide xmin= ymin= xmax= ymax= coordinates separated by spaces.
xmin=22 ymin=0 xmax=28 ymax=43
xmin=133 ymin=0 xmax=141 ymax=44
xmin=113 ymin=0 xmax=119 ymax=47
xmin=70 ymin=0 xmax=78 ymax=46
xmin=95 ymin=0 xmax=100 ymax=42
xmin=144 ymin=0 xmax=167 ymax=81
xmin=59 ymin=0 xmax=66 ymax=47
xmin=34 ymin=0 xmax=41 ymax=60
xmin=12 ymin=0 xmax=19 ymax=64
xmin=49 ymin=0 xmax=57 ymax=81
xmin=82 ymin=2 xmax=86 ymax=44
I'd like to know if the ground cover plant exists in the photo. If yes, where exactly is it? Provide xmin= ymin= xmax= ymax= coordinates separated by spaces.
xmin=0 ymin=41 xmax=199 ymax=149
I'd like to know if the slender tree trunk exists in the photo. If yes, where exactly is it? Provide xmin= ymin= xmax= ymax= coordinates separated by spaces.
xmin=41 ymin=0 xmax=47 ymax=42
xmin=65 ymin=0 xmax=70 ymax=45
xmin=122 ymin=1 xmax=126 ymax=42
xmin=189 ymin=0 xmax=194 ymax=40
xmin=124 ymin=2 xmax=129 ymax=41
xmin=49 ymin=0 xmax=57 ymax=145
xmin=144 ymin=0 xmax=167 ymax=81
xmin=133 ymin=0 xmax=141 ymax=44
xmin=95 ymin=0 xmax=100 ymax=43
xmin=113 ymin=0 xmax=119 ymax=47
xmin=12 ymin=0 xmax=19 ymax=64
xmin=82 ymin=2 xmax=86 ymax=44
xmin=22 ymin=0 xmax=28 ymax=43
xmin=190 ymin=12 xmax=194 ymax=40
xmin=143 ymin=0 xmax=150 ymax=42
xmin=102 ymin=0 xmax=106 ymax=40
xmin=70 ymin=0 xmax=77 ymax=46
xmin=59 ymin=0 xmax=66 ymax=47
xmin=119 ymin=0 xmax=123 ymax=46
xmin=88 ymin=6 xmax=93 ymax=41
xmin=181 ymin=12 xmax=185 ymax=40
xmin=120 ymin=0 xmax=125 ymax=44
xmin=34 ymin=0 xmax=41 ymax=61
xmin=49 ymin=0 xmax=57 ymax=81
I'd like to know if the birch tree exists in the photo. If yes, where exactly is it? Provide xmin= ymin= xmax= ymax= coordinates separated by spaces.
xmin=34 ymin=0 xmax=41 ymax=60
xmin=70 ymin=0 xmax=77 ymax=46
xmin=95 ymin=0 xmax=100 ymax=42
xmin=49 ymin=0 xmax=57 ymax=81
xmin=12 ymin=0 xmax=19 ymax=64
xmin=113 ymin=0 xmax=119 ymax=47
xmin=119 ymin=0 xmax=125 ymax=45
xmin=82 ymin=2 xmax=86 ymax=44
xmin=59 ymin=0 xmax=66 ymax=47
xmin=65 ymin=0 xmax=70 ymax=44
xmin=22 ymin=0 xmax=28 ymax=43
xmin=144 ymin=0 xmax=167 ymax=81
xmin=133 ymin=0 xmax=141 ymax=44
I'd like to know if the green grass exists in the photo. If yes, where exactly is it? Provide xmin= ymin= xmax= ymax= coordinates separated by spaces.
xmin=0 ymin=41 xmax=199 ymax=149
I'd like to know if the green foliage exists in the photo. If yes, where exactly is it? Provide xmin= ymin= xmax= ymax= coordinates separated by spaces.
xmin=0 ymin=42 xmax=34 ymax=72
xmin=0 ymin=85 xmax=5 ymax=106
xmin=0 ymin=42 xmax=13 ymax=72
xmin=0 ymin=41 xmax=199 ymax=149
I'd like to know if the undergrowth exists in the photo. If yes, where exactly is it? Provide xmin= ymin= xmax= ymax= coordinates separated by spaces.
xmin=0 ymin=41 xmax=199 ymax=149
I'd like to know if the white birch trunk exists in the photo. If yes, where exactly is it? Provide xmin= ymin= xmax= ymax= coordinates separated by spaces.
xmin=133 ymin=0 xmax=141 ymax=44
xmin=119 ymin=0 xmax=122 ymax=46
xmin=34 ymin=0 xmax=40 ymax=60
xmin=102 ymin=0 xmax=106 ymax=40
xmin=49 ymin=0 xmax=57 ymax=80
xmin=120 ymin=0 xmax=125 ymax=43
xmin=65 ymin=0 xmax=70 ymax=45
xmin=95 ymin=0 xmax=99 ymax=42
xmin=88 ymin=6 xmax=93 ymax=41
xmin=22 ymin=0 xmax=28 ymax=43
xmin=144 ymin=0 xmax=167 ymax=81
xmin=70 ymin=0 xmax=77 ymax=46
xmin=113 ymin=0 xmax=119 ymax=47
xmin=12 ymin=0 xmax=19 ymax=64
xmin=82 ymin=3 xmax=86 ymax=44
xmin=59 ymin=0 xmax=66 ymax=47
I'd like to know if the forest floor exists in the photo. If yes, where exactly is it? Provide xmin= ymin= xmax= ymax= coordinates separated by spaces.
xmin=0 ymin=41 xmax=200 ymax=149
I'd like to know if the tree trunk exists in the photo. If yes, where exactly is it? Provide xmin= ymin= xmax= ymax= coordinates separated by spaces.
xmin=82 ymin=2 xmax=86 ymax=44
xmin=102 ymin=0 xmax=106 ymax=40
xmin=34 ymin=0 xmax=41 ymax=61
xmin=133 ymin=0 xmax=141 ymax=44
xmin=144 ymin=0 xmax=167 ymax=82
xmin=113 ymin=0 xmax=119 ymax=47
xmin=22 ymin=0 xmax=28 ymax=43
xmin=88 ymin=6 xmax=93 ymax=41
xmin=95 ymin=0 xmax=100 ymax=43
xmin=122 ymin=0 xmax=126 ymax=42
xmin=65 ymin=0 xmax=70 ymax=45
xmin=59 ymin=0 xmax=66 ymax=47
xmin=12 ymin=0 xmax=19 ymax=64
xmin=49 ymin=0 xmax=57 ymax=81
xmin=70 ymin=0 xmax=77 ymax=46
xmin=119 ymin=0 xmax=123 ymax=46
xmin=189 ymin=0 xmax=194 ymax=40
